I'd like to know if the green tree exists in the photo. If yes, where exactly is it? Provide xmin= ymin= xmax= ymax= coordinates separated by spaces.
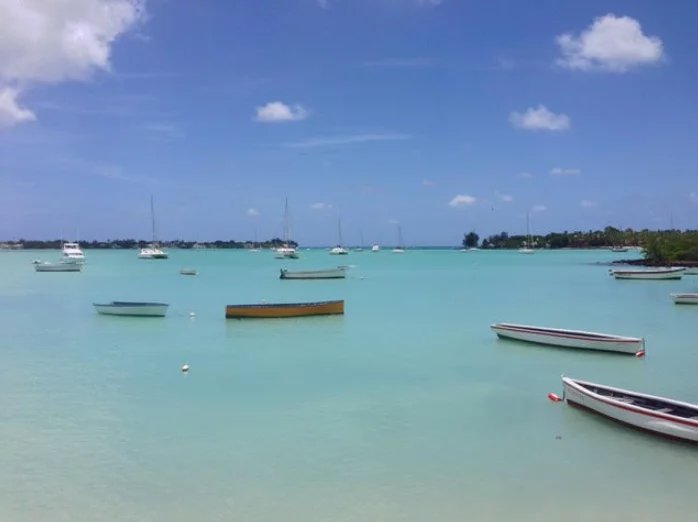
xmin=463 ymin=231 xmax=479 ymax=248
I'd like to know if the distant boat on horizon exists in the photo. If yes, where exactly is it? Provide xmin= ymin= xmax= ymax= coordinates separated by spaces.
xmin=519 ymin=212 xmax=535 ymax=254
xmin=139 ymin=196 xmax=168 ymax=259
xmin=329 ymin=218 xmax=349 ymax=255
xmin=392 ymin=225 xmax=405 ymax=253
xmin=275 ymin=198 xmax=299 ymax=259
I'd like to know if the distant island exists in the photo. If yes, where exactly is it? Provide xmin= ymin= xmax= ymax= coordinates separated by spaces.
xmin=0 ymin=238 xmax=297 ymax=250
xmin=462 ymin=226 xmax=698 ymax=265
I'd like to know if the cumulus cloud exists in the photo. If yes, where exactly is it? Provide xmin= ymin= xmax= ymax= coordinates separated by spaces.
xmin=247 ymin=208 xmax=259 ymax=217
xmin=580 ymin=200 xmax=597 ymax=208
xmin=497 ymin=192 xmax=514 ymax=203
xmin=0 ymin=0 xmax=145 ymax=128
xmin=532 ymin=204 xmax=547 ymax=212
xmin=449 ymin=194 xmax=477 ymax=207
xmin=255 ymin=101 xmax=307 ymax=122
xmin=311 ymin=202 xmax=332 ymax=210
xmin=550 ymin=167 xmax=581 ymax=176
xmin=556 ymin=14 xmax=664 ymax=72
xmin=510 ymin=105 xmax=570 ymax=131
xmin=0 ymin=87 xmax=35 ymax=126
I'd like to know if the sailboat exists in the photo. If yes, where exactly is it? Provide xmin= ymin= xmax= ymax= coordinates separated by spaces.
xmin=138 ymin=196 xmax=168 ymax=259
xmin=519 ymin=212 xmax=535 ymax=254
xmin=354 ymin=229 xmax=364 ymax=252
xmin=329 ymin=218 xmax=349 ymax=255
xmin=249 ymin=227 xmax=260 ymax=252
xmin=275 ymin=198 xmax=299 ymax=259
xmin=392 ymin=225 xmax=405 ymax=253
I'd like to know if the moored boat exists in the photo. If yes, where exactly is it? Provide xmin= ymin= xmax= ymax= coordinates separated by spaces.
xmin=280 ymin=267 xmax=346 ymax=279
xmin=94 ymin=301 xmax=169 ymax=317
xmin=561 ymin=376 xmax=698 ymax=442
xmin=180 ymin=268 xmax=198 ymax=276
xmin=611 ymin=267 xmax=684 ymax=280
xmin=225 ymin=299 xmax=344 ymax=318
xmin=491 ymin=323 xmax=644 ymax=355
xmin=671 ymin=293 xmax=698 ymax=305
xmin=35 ymin=262 xmax=82 ymax=272
xmin=61 ymin=242 xmax=86 ymax=263
xmin=681 ymin=267 xmax=698 ymax=275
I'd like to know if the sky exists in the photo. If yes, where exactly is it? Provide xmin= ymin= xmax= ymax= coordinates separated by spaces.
xmin=1 ymin=0 xmax=697 ymax=246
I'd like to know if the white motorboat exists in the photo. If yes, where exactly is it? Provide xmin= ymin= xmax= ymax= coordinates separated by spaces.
xmin=371 ymin=244 xmax=380 ymax=252
xmin=280 ymin=267 xmax=347 ymax=280
xmin=611 ymin=267 xmax=684 ymax=280
xmin=61 ymin=242 xmax=85 ymax=263
xmin=671 ymin=293 xmax=698 ymax=305
xmin=610 ymin=246 xmax=629 ymax=252
xmin=561 ymin=376 xmax=698 ymax=442
xmin=139 ymin=196 xmax=168 ymax=259
xmin=491 ymin=323 xmax=645 ymax=355
xmin=35 ymin=262 xmax=82 ymax=272
xmin=94 ymin=301 xmax=169 ymax=317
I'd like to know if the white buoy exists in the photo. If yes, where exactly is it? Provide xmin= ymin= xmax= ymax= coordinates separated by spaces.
xmin=181 ymin=364 xmax=190 ymax=373
xmin=189 ymin=312 xmax=196 ymax=318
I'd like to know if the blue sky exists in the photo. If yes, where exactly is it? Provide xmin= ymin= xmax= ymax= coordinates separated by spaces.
xmin=1 ymin=0 xmax=697 ymax=246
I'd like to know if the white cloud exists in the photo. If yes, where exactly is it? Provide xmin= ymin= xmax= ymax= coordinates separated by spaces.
xmin=581 ymin=199 xmax=597 ymax=208
xmin=690 ymin=192 xmax=698 ymax=204
xmin=497 ymin=192 xmax=514 ymax=203
xmin=255 ymin=101 xmax=307 ymax=123
xmin=0 ymin=0 xmax=144 ymax=128
xmin=417 ymin=0 xmax=443 ymax=6
xmin=388 ymin=218 xmax=400 ymax=225
xmin=449 ymin=194 xmax=477 ymax=207
xmin=422 ymin=178 xmax=434 ymax=187
xmin=285 ymin=133 xmax=411 ymax=148
xmin=518 ymin=172 xmax=534 ymax=179
xmin=0 ymin=87 xmax=35 ymax=127
xmin=532 ymin=204 xmax=547 ymax=212
xmin=311 ymin=202 xmax=332 ymax=210
xmin=556 ymin=14 xmax=664 ymax=72
xmin=510 ymin=105 xmax=570 ymax=131
xmin=247 ymin=208 xmax=259 ymax=217
xmin=550 ymin=167 xmax=581 ymax=176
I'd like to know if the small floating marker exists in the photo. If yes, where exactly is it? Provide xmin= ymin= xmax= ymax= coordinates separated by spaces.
xmin=555 ymin=435 xmax=562 ymax=440
xmin=181 ymin=364 xmax=190 ymax=373
xmin=635 ymin=350 xmax=646 ymax=358
xmin=548 ymin=392 xmax=562 ymax=403
xmin=189 ymin=312 xmax=196 ymax=318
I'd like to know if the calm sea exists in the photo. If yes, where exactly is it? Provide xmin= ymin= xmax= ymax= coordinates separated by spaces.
xmin=1 ymin=248 xmax=696 ymax=521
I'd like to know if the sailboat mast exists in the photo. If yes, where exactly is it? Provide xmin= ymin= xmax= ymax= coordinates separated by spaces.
xmin=150 ymin=195 xmax=157 ymax=244
xmin=337 ymin=218 xmax=343 ymax=246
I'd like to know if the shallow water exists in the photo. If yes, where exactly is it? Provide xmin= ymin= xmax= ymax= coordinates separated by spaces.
xmin=1 ymin=248 xmax=696 ymax=521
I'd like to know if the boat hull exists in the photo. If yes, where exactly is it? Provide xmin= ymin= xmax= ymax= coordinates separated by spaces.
xmin=35 ymin=263 xmax=82 ymax=272
xmin=280 ymin=268 xmax=346 ymax=279
xmin=491 ymin=323 xmax=643 ymax=354
xmin=226 ymin=300 xmax=344 ymax=318
xmin=672 ymin=293 xmax=698 ymax=304
xmin=612 ymin=268 xmax=684 ymax=279
xmin=562 ymin=377 xmax=698 ymax=442
xmin=94 ymin=302 xmax=169 ymax=317
xmin=682 ymin=267 xmax=698 ymax=275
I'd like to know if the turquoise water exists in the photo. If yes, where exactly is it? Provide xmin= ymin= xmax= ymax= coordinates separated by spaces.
xmin=1 ymin=249 xmax=696 ymax=521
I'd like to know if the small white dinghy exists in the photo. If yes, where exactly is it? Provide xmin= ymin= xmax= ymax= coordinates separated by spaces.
xmin=671 ymin=293 xmax=698 ymax=305
xmin=35 ymin=262 xmax=82 ymax=272
xmin=94 ymin=301 xmax=169 ymax=317
xmin=611 ymin=267 xmax=684 ymax=280
xmin=280 ymin=267 xmax=346 ymax=280
xmin=491 ymin=323 xmax=645 ymax=355
xmin=561 ymin=376 xmax=698 ymax=442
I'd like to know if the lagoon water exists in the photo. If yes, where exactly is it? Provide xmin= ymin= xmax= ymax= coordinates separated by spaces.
xmin=1 ymin=248 xmax=697 ymax=521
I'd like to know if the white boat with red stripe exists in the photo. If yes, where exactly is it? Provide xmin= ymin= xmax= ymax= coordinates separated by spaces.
xmin=491 ymin=323 xmax=645 ymax=355
xmin=561 ymin=377 xmax=698 ymax=442
xmin=611 ymin=267 xmax=684 ymax=280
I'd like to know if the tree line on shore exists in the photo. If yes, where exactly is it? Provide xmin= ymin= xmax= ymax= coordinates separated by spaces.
xmin=0 ymin=238 xmax=297 ymax=250
xmin=461 ymin=227 xmax=698 ymax=263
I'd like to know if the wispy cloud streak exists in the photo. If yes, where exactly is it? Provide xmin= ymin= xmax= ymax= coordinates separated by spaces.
xmin=284 ymin=133 xmax=411 ymax=148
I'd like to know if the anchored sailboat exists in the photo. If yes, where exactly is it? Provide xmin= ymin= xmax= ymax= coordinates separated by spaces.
xmin=392 ymin=224 xmax=405 ymax=253
xmin=519 ymin=212 xmax=535 ymax=254
xmin=275 ymin=198 xmax=299 ymax=259
xmin=329 ymin=218 xmax=349 ymax=255
xmin=139 ymin=196 xmax=168 ymax=259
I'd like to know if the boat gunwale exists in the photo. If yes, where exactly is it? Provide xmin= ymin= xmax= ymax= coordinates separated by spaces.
xmin=94 ymin=301 xmax=169 ymax=307
xmin=612 ymin=267 xmax=685 ymax=275
xmin=226 ymin=299 xmax=343 ymax=310
xmin=563 ymin=377 xmax=698 ymax=427
xmin=491 ymin=323 xmax=642 ymax=343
